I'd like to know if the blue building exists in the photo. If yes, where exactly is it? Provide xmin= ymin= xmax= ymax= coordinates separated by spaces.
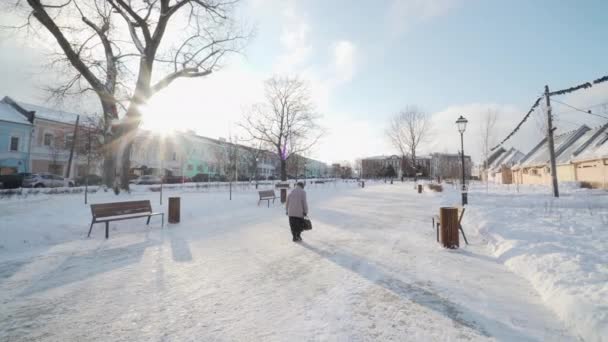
xmin=0 ymin=99 xmax=33 ymax=175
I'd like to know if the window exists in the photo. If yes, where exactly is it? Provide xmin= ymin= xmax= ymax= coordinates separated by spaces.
xmin=9 ymin=136 xmax=19 ymax=152
xmin=65 ymin=134 xmax=74 ymax=149
xmin=187 ymin=164 xmax=193 ymax=171
xmin=44 ymin=133 xmax=53 ymax=146
xmin=197 ymin=165 xmax=203 ymax=172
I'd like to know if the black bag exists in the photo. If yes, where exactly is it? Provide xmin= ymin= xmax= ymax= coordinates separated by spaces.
xmin=302 ymin=217 xmax=312 ymax=230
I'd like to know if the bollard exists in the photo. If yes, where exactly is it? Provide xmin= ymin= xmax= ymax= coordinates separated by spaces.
xmin=168 ymin=197 xmax=180 ymax=223
xmin=281 ymin=188 xmax=287 ymax=204
xmin=439 ymin=207 xmax=459 ymax=249
xmin=418 ymin=184 xmax=422 ymax=193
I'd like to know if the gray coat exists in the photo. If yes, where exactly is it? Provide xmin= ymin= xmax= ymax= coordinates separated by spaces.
xmin=286 ymin=187 xmax=309 ymax=218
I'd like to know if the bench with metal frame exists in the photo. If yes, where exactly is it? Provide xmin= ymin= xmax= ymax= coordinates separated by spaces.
xmin=258 ymin=189 xmax=277 ymax=207
xmin=432 ymin=207 xmax=469 ymax=245
xmin=88 ymin=200 xmax=164 ymax=239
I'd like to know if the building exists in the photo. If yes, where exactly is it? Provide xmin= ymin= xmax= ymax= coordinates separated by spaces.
xmin=2 ymin=97 xmax=98 ymax=178
xmin=513 ymin=124 xmax=608 ymax=188
xmin=513 ymin=126 xmax=590 ymax=186
xmin=129 ymin=130 xmax=325 ymax=181
xmin=482 ymin=147 xmax=524 ymax=184
xmin=0 ymin=99 xmax=33 ymax=175
xmin=570 ymin=124 xmax=608 ymax=188
xmin=480 ymin=147 xmax=507 ymax=182
xmin=429 ymin=153 xmax=472 ymax=181
xmin=361 ymin=155 xmax=402 ymax=178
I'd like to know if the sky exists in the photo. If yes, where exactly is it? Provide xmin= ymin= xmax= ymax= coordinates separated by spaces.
xmin=1 ymin=0 xmax=608 ymax=164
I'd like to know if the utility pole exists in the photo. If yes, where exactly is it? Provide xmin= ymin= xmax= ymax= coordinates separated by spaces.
xmin=85 ymin=125 xmax=91 ymax=204
xmin=65 ymin=115 xmax=80 ymax=178
xmin=545 ymin=85 xmax=559 ymax=198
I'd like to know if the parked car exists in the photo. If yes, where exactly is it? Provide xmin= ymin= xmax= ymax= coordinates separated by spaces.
xmin=75 ymin=174 xmax=103 ymax=186
xmin=163 ymin=175 xmax=191 ymax=184
xmin=22 ymin=173 xmax=75 ymax=188
xmin=130 ymin=175 xmax=162 ymax=185
xmin=192 ymin=173 xmax=209 ymax=182
xmin=0 ymin=172 xmax=31 ymax=189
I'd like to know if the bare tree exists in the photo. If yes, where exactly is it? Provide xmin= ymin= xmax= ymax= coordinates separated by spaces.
xmin=241 ymin=76 xmax=323 ymax=181
xmin=241 ymin=141 xmax=265 ymax=181
xmin=386 ymin=106 xmax=431 ymax=181
xmin=480 ymin=109 xmax=498 ymax=185
xmin=7 ymin=0 xmax=248 ymax=188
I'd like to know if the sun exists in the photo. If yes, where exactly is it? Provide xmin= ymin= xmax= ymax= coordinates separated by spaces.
xmin=139 ymin=93 xmax=190 ymax=135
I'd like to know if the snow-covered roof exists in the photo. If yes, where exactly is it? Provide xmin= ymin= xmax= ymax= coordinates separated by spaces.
xmin=570 ymin=124 xmax=608 ymax=162
xmin=0 ymin=101 xmax=31 ymax=125
xmin=489 ymin=148 xmax=524 ymax=172
xmin=554 ymin=126 xmax=604 ymax=165
xmin=17 ymin=101 xmax=82 ymax=124
xmin=485 ymin=147 xmax=507 ymax=168
xmin=517 ymin=125 xmax=590 ymax=168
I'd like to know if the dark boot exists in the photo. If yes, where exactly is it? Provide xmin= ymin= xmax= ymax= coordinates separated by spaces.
xmin=291 ymin=227 xmax=298 ymax=242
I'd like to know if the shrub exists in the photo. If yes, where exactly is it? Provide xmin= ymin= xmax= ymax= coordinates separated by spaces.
xmin=427 ymin=183 xmax=443 ymax=192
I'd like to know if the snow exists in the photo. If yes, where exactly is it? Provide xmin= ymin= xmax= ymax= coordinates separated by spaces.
xmin=0 ymin=181 xmax=592 ymax=341
xmin=0 ymin=101 xmax=30 ymax=125
xmin=442 ymin=183 xmax=608 ymax=342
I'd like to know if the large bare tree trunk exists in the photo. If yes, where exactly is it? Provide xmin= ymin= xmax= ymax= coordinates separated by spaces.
xmin=280 ymin=159 xmax=287 ymax=181
xmin=100 ymin=99 xmax=118 ymax=187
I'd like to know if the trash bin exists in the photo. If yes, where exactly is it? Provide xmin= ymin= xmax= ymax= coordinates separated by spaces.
xmin=169 ymin=197 xmax=180 ymax=223
xmin=418 ymin=184 xmax=423 ymax=193
xmin=439 ymin=207 xmax=459 ymax=249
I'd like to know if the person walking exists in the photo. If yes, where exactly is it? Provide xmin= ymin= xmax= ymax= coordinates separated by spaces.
xmin=286 ymin=181 xmax=309 ymax=242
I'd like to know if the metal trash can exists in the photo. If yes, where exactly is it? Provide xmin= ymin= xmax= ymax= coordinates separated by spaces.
xmin=169 ymin=197 xmax=180 ymax=223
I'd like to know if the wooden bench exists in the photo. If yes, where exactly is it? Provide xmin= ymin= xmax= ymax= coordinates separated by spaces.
xmin=88 ymin=200 xmax=164 ymax=239
xmin=432 ymin=207 xmax=469 ymax=245
xmin=258 ymin=190 xmax=277 ymax=207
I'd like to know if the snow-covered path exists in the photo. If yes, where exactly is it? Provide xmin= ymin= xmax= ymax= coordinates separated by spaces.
xmin=0 ymin=183 xmax=576 ymax=341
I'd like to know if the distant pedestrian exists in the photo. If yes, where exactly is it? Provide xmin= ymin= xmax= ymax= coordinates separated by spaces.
xmin=286 ymin=181 xmax=309 ymax=242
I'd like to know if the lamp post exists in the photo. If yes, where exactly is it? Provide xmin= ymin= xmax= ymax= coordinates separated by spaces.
xmin=456 ymin=115 xmax=468 ymax=205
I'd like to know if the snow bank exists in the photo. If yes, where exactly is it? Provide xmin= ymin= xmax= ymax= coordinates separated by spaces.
xmin=443 ymin=183 xmax=608 ymax=342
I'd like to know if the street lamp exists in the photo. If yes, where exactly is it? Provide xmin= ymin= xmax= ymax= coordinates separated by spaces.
xmin=456 ymin=115 xmax=468 ymax=205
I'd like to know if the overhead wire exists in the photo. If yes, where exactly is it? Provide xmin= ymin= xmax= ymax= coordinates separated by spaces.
xmin=550 ymin=98 xmax=608 ymax=120
xmin=490 ymin=74 xmax=608 ymax=151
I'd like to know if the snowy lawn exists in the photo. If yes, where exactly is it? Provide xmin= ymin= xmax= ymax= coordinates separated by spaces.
xmin=1 ymin=182 xmax=577 ymax=341
xmin=442 ymin=183 xmax=607 ymax=342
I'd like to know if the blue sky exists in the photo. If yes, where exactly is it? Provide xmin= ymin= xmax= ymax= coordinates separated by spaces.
xmin=1 ymin=0 xmax=607 ymax=163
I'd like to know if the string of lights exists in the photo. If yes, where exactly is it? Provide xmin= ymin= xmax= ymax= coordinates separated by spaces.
xmin=490 ymin=74 xmax=608 ymax=151
xmin=490 ymin=97 xmax=541 ymax=151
